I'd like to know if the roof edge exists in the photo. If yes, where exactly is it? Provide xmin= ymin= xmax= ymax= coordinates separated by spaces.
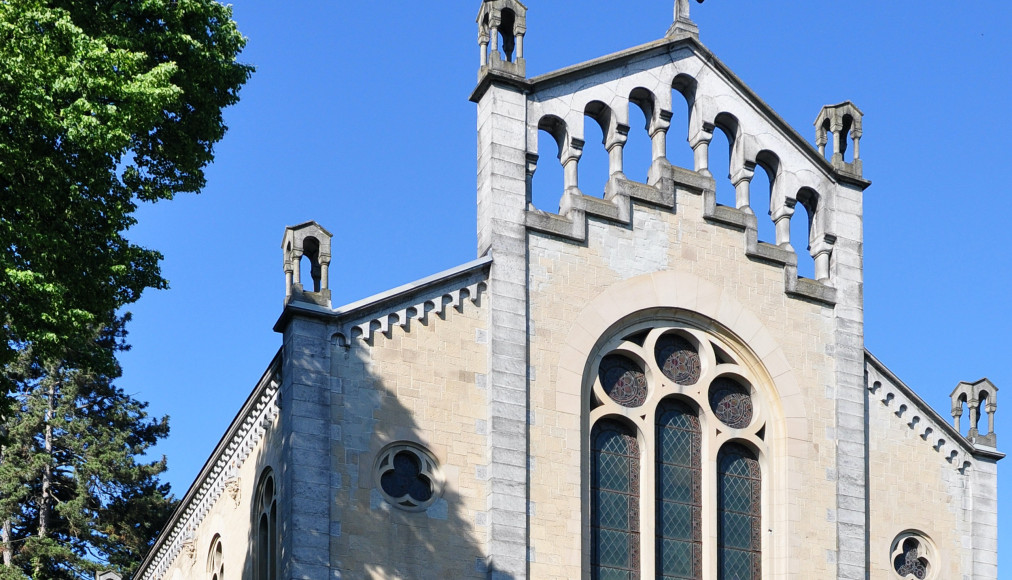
xmin=524 ymin=34 xmax=871 ymax=191
xmin=134 ymin=350 xmax=283 ymax=578
xmin=274 ymin=254 xmax=494 ymax=332
xmin=865 ymin=349 xmax=1004 ymax=461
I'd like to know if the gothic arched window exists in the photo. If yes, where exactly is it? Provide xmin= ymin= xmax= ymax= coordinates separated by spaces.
xmin=591 ymin=420 xmax=641 ymax=578
xmin=588 ymin=322 xmax=767 ymax=580
xmin=718 ymin=445 xmax=762 ymax=580
xmin=207 ymin=534 xmax=224 ymax=580
xmin=254 ymin=469 xmax=278 ymax=580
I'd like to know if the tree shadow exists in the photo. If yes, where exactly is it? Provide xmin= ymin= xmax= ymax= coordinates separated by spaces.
xmin=240 ymin=303 xmax=509 ymax=580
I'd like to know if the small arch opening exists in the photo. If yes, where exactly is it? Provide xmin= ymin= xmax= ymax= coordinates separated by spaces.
xmin=821 ymin=118 xmax=834 ymax=161
xmin=793 ymin=188 xmax=819 ymax=279
xmin=958 ymin=393 xmax=968 ymax=436
xmin=582 ymin=103 xmax=611 ymax=198
xmin=531 ymin=116 xmax=568 ymax=212
xmin=626 ymin=89 xmax=655 ymax=183
xmin=840 ymin=115 xmax=854 ymax=162
xmin=299 ymin=236 xmax=322 ymax=292
xmin=709 ymin=121 xmax=736 ymax=208
xmin=977 ymin=391 xmax=989 ymax=435
xmin=753 ymin=152 xmax=778 ymax=244
xmin=499 ymin=9 xmax=516 ymax=62
xmin=670 ymin=75 xmax=697 ymax=171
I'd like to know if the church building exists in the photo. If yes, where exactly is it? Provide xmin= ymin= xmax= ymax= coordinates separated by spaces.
xmin=134 ymin=2 xmax=1001 ymax=579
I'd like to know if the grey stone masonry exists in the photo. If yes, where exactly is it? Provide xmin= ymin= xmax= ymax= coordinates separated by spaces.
xmin=971 ymin=457 xmax=1000 ymax=580
xmin=281 ymin=317 xmax=333 ymax=580
xmin=831 ymin=179 xmax=867 ymax=580
xmin=474 ymin=3 xmax=531 ymax=575
xmin=475 ymin=79 xmax=530 ymax=578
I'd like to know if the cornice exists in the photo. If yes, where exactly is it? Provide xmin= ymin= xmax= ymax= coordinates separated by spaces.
xmin=134 ymin=352 xmax=283 ymax=579
xmin=865 ymin=350 xmax=1004 ymax=467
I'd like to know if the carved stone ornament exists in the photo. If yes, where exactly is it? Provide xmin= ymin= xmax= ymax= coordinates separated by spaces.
xmin=181 ymin=537 xmax=196 ymax=564
xmin=225 ymin=476 xmax=242 ymax=508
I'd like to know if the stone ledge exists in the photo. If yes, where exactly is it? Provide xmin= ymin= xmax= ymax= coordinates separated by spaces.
xmin=786 ymin=274 xmax=837 ymax=306
xmin=607 ymin=176 xmax=674 ymax=209
xmin=705 ymin=204 xmax=753 ymax=231
xmin=525 ymin=209 xmax=584 ymax=241
xmin=748 ymin=241 xmax=796 ymax=267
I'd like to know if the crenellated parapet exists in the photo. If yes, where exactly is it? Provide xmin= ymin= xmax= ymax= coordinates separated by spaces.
xmin=951 ymin=378 xmax=999 ymax=448
xmin=519 ymin=35 xmax=867 ymax=305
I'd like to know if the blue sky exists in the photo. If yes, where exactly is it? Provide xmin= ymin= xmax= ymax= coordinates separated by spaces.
xmin=120 ymin=0 xmax=1011 ymax=561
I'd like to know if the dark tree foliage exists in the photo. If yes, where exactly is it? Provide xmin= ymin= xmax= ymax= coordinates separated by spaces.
xmin=0 ymin=0 xmax=253 ymax=401
xmin=0 ymin=315 xmax=175 ymax=579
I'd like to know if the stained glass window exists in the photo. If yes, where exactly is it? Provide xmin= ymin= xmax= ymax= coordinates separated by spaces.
xmin=710 ymin=378 xmax=753 ymax=429
xmin=592 ymin=421 xmax=640 ymax=580
xmin=717 ymin=445 xmax=761 ymax=580
xmin=589 ymin=324 xmax=765 ymax=579
xmin=894 ymin=538 xmax=928 ymax=579
xmin=600 ymin=355 xmax=648 ymax=408
xmin=655 ymin=400 xmax=701 ymax=580
xmin=655 ymin=335 xmax=701 ymax=385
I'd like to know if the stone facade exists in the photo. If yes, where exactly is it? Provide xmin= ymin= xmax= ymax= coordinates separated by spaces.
xmin=135 ymin=3 xmax=1000 ymax=580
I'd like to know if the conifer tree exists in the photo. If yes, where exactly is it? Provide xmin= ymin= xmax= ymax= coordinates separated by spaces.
xmin=0 ymin=316 xmax=175 ymax=580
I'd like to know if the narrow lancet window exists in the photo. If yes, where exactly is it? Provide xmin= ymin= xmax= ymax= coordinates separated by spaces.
xmin=717 ymin=444 xmax=761 ymax=580
xmin=255 ymin=470 xmax=278 ymax=580
xmin=655 ymin=400 xmax=701 ymax=579
xmin=592 ymin=420 xmax=640 ymax=579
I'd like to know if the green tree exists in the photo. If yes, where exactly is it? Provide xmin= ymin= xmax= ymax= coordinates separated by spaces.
xmin=0 ymin=0 xmax=253 ymax=401
xmin=0 ymin=315 xmax=175 ymax=579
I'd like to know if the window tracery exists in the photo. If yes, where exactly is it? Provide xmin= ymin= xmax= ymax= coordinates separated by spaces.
xmin=207 ymin=535 xmax=224 ymax=580
xmin=254 ymin=469 xmax=278 ymax=580
xmin=891 ymin=532 xmax=934 ymax=580
xmin=591 ymin=421 xmax=641 ymax=578
xmin=588 ymin=321 xmax=767 ymax=580
xmin=374 ymin=442 xmax=443 ymax=512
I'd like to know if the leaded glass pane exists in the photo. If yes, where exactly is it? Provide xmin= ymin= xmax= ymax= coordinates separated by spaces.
xmin=655 ymin=335 xmax=701 ymax=385
xmin=718 ymin=445 xmax=761 ymax=580
xmin=709 ymin=378 xmax=753 ymax=429
xmin=592 ymin=421 xmax=640 ymax=579
xmin=656 ymin=401 xmax=701 ymax=579
xmin=600 ymin=355 xmax=648 ymax=408
xmin=894 ymin=539 xmax=928 ymax=579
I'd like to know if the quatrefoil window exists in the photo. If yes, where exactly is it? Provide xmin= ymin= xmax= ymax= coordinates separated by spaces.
xmin=375 ymin=443 xmax=442 ymax=511
xmin=891 ymin=532 xmax=934 ymax=580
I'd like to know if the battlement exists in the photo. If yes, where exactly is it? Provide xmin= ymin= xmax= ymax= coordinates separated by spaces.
xmin=474 ymin=16 xmax=869 ymax=310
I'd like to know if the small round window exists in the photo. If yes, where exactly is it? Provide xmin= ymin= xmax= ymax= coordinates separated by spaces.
xmin=375 ymin=443 xmax=442 ymax=512
xmin=709 ymin=377 xmax=753 ymax=429
xmin=891 ymin=531 xmax=935 ymax=580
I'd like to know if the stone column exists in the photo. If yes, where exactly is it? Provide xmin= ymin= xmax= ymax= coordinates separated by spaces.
xmin=647 ymin=110 xmax=672 ymax=187
xmin=475 ymin=75 xmax=530 ymax=579
xmin=731 ymin=164 xmax=754 ymax=213
xmin=829 ymin=179 xmax=868 ymax=580
xmin=772 ymin=200 xmax=795 ymax=248
xmin=280 ymin=316 xmax=333 ymax=579
xmin=689 ymin=124 xmax=714 ymax=177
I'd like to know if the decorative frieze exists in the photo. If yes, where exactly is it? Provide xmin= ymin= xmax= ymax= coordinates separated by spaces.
xmin=136 ymin=356 xmax=282 ymax=580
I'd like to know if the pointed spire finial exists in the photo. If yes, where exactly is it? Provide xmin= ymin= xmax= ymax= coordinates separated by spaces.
xmin=669 ymin=0 xmax=704 ymax=38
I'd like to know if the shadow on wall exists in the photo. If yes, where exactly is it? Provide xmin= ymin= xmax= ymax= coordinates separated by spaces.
xmin=240 ymin=311 xmax=510 ymax=580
